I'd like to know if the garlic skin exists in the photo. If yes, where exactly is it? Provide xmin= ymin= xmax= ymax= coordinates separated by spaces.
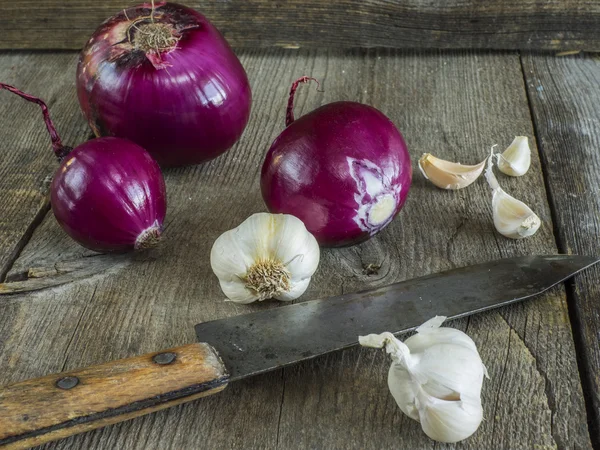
xmin=484 ymin=154 xmax=541 ymax=239
xmin=210 ymin=213 xmax=320 ymax=303
xmin=496 ymin=136 xmax=531 ymax=177
xmin=418 ymin=153 xmax=487 ymax=190
xmin=359 ymin=316 xmax=488 ymax=443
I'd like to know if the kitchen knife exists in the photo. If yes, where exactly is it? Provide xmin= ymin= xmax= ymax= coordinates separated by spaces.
xmin=0 ymin=255 xmax=596 ymax=449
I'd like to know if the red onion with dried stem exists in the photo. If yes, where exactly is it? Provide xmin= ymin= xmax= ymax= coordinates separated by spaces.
xmin=261 ymin=77 xmax=412 ymax=247
xmin=0 ymin=83 xmax=167 ymax=253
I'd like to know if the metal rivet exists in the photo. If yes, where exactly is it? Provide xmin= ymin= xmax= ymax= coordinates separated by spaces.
xmin=153 ymin=352 xmax=176 ymax=365
xmin=56 ymin=376 xmax=79 ymax=390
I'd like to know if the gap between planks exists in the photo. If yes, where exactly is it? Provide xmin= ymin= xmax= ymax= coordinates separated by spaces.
xmin=0 ymin=201 xmax=50 ymax=283
xmin=518 ymin=51 xmax=599 ymax=449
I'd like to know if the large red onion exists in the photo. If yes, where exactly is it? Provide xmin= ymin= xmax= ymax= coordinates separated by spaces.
xmin=261 ymin=77 xmax=412 ymax=247
xmin=1 ymin=83 xmax=167 ymax=253
xmin=76 ymin=2 xmax=252 ymax=167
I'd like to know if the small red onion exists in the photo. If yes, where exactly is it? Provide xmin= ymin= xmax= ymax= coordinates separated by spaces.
xmin=76 ymin=2 xmax=252 ymax=167
xmin=261 ymin=77 xmax=412 ymax=247
xmin=0 ymin=83 xmax=167 ymax=253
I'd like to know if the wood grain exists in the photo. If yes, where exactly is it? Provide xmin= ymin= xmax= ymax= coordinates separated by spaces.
xmin=521 ymin=52 xmax=600 ymax=447
xmin=0 ymin=49 xmax=592 ymax=449
xmin=0 ymin=343 xmax=228 ymax=450
xmin=1 ymin=1 xmax=600 ymax=51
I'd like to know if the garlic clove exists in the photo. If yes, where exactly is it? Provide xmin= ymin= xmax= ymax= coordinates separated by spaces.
xmin=273 ymin=216 xmax=320 ymax=279
xmin=418 ymin=153 xmax=487 ymax=190
xmin=492 ymin=190 xmax=541 ymax=239
xmin=216 ymin=279 xmax=260 ymax=304
xmin=388 ymin=364 xmax=420 ymax=421
xmin=210 ymin=212 xmax=320 ymax=303
xmin=407 ymin=316 xmax=478 ymax=353
xmin=496 ymin=136 xmax=531 ymax=177
xmin=360 ymin=332 xmax=420 ymax=420
xmin=484 ymin=153 xmax=541 ymax=239
xmin=410 ymin=343 xmax=486 ymax=398
xmin=403 ymin=317 xmax=487 ymax=396
xmin=274 ymin=277 xmax=311 ymax=301
xmin=210 ymin=230 xmax=256 ymax=283
xmin=416 ymin=386 xmax=484 ymax=443
xmin=407 ymin=324 xmax=479 ymax=355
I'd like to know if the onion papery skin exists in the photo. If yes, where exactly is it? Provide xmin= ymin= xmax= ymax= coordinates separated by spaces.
xmin=76 ymin=2 xmax=252 ymax=167
xmin=261 ymin=101 xmax=412 ymax=247
xmin=50 ymin=137 xmax=167 ymax=253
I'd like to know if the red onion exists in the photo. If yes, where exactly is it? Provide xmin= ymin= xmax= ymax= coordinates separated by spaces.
xmin=76 ymin=2 xmax=252 ymax=167
xmin=0 ymin=83 xmax=167 ymax=253
xmin=261 ymin=77 xmax=412 ymax=247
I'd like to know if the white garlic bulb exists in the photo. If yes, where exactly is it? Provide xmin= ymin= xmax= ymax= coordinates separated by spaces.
xmin=359 ymin=316 xmax=488 ymax=443
xmin=496 ymin=136 xmax=531 ymax=177
xmin=484 ymin=154 xmax=541 ymax=239
xmin=210 ymin=213 xmax=320 ymax=304
xmin=418 ymin=153 xmax=487 ymax=190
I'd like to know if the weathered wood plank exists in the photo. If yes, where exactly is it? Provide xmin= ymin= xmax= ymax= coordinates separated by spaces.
xmin=0 ymin=53 xmax=90 ymax=281
xmin=1 ymin=1 xmax=600 ymax=51
xmin=522 ymin=52 xmax=600 ymax=447
xmin=0 ymin=49 xmax=592 ymax=449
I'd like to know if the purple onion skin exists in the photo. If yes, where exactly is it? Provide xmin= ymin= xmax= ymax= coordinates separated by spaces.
xmin=50 ymin=137 xmax=167 ymax=253
xmin=261 ymin=101 xmax=412 ymax=247
xmin=76 ymin=2 xmax=252 ymax=167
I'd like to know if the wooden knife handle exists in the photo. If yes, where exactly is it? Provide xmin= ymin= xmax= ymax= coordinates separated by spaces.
xmin=0 ymin=342 xmax=229 ymax=449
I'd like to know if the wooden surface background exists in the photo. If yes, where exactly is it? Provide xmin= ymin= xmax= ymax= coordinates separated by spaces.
xmin=0 ymin=48 xmax=599 ymax=449
xmin=1 ymin=0 xmax=600 ymax=51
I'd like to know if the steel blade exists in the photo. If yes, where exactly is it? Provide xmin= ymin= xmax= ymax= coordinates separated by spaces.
xmin=195 ymin=255 xmax=598 ymax=381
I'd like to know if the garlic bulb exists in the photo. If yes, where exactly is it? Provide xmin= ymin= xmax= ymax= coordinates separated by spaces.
xmin=418 ymin=153 xmax=487 ymax=190
xmin=210 ymin=213 xmax=320 ymax=303
xmin=496 ymin=136 xmax=531 ymax=177
xmin=484 ymin=154 xmax=541 ymax=239
xmin=359 ymin=316 xmax=488 ymax=443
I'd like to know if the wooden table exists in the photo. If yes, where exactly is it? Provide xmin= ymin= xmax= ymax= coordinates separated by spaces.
xmin=1 ymin=3 xmax=600 ymax=449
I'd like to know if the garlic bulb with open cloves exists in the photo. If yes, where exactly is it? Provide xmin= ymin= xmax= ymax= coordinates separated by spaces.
xmin=484 ymin=154 xmax=541 ymax=239
xmin=210 ymin=213 xmax=320 ymax=304
xmin=359 ymin=316 xmax=488 ymax=443
xmin=418 ymin=153 xmax=487 ymax=190
xmin=496 ymin=136 xmax=531 ymax=177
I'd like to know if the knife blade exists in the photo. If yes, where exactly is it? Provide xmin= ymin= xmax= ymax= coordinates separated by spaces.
xmin=0 ymin=254 xmax=597 ymax=449
xmin=195 ymin=254 xmax=599 ymax=380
